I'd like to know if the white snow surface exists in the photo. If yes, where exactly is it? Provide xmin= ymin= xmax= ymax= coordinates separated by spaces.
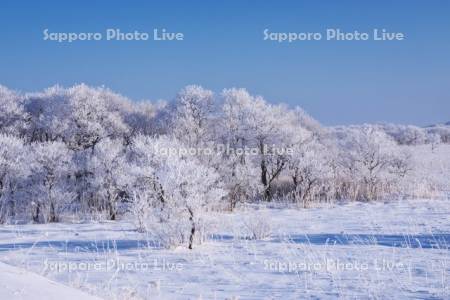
xmin=0 ymin=261 xmax=101 ymax=300
xmin=0 ymin=199 xmax=449 ymax=299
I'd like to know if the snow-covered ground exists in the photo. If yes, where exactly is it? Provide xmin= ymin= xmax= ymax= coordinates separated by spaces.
xmin=0 ymin=199 xmax=449 ymax=299
xmin=0 ymin=261 xmax=101 ymax=300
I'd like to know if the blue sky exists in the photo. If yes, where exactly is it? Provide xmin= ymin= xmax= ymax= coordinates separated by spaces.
xmin=0 ymin=0 xmax=449 ymax=125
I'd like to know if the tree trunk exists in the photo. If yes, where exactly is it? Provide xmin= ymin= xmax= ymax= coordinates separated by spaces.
xmin=107 ymin=190 xmax=117 ymax=220
xmin=48 ymin=202 xmax=58 ymax=222
xmin=261 ymin=159 xmax=271 ymax=201
xmin=109 ymin=203 xmax=116 ymax=220
xmin=188 ymin=208 xmax=195 ymax=249
xmin=32 ymin=203 xmax=41 ymax=223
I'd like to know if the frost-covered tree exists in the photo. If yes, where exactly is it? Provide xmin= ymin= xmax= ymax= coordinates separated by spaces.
xmin=426 ymin=125 xmax=450 ymax=144
xmin=336 ymin=126 xmax=410 ymax=201
xmin=24 ymin=84 xmax=161 ymax=146
xmin=220 ymin=88 xmax=314 ymax=200
xmin=90 ymin=138 xmax=131 ymax=220
xmin=157 ymin=149 xmax=225 ymax=248
xmin=130 ymin=135 xmax=225 ymax=249
xmin=122 ymin=100 xmax=167 ymax=141
xmin=28 ymin=141 xmax=74 ymax=222
xmin=427 ymin=132 xmax=442 ymax=152
xmin=171 ymin=85 xmax=215 ymax=147
xmin=218 ymin=89 xmax=260 ymax=208
xmin=66 ymin=84 xmax=130 ymax=150
xmin=382 ymin=124 xmax=427 ymax=145
xmin=0 ymin=134 xmax=30 ymax=223
xmin=288 ymin=138 xmax=335 ymax=206
xmin=0 ymin=86 xmax=28 ymax=136
xmin=24 ymin=85 xmax=72 ymax=143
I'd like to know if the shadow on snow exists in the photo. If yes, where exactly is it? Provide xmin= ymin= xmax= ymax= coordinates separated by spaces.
xmin=211 ymin=233 xmax=450 ymax=249
xmin=0 ymin=233 xmax=448 ymax=252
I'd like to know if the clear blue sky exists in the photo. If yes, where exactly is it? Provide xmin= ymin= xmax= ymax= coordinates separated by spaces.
xmin=0 ymin=0 xmax=449 ymax=125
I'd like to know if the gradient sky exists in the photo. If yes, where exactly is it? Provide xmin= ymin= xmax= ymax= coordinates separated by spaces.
xmin=0 ymin=0 xmax=449 ymax=125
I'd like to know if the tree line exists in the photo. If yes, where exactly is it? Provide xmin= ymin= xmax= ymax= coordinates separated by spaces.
xmin=0 ymin=84 xmax=447 ymax=248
